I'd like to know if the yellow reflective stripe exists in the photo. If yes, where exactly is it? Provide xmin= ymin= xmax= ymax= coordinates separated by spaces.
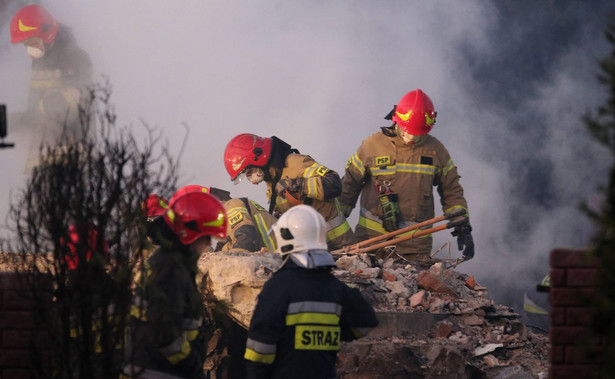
xmin=19 ymin=19 xmax=38 ymax=31
xmin=184 ymin=329 xmax=198 ymax=342
xmin=359 ymin=216 xmax=427 ymax=238
xmin=444 ymin=205 xmax=468 ymax=218
xmin=30 ymin=78 xmax=63 ymax=89
xmin=244 ymin=348 xmax=276 ymax=364
xmin=163 ymin=337 xmax=191 ymax=364
xmin=523 ymin=293 xmax=549 ymax=315
xmin=306 ymin=177 xmax=319 ymax=198
xmin=202 ymin=212 xmax=225 ymax=227
xmin=396 ymin=163 xmax=436 ymax=175
xmin=286 ymin=312 xmax=340 ymax=326
xmin=443 ymin=159 xmax=455 ymax=175
xmin=303 ymin=163 xmax=319 ymax=178
xmin=130 ymin=304 xmax=147 ymax=321
xmin=326 ymin=220 xmax=351 ymax=241
xmin=369 ymin=166 xmax=396 ymax=176
xmin=349 ymin=153 xmax=365 ymax=176
xmin=227 ymin=207 xmax=249 ymax=217
xmin=254 ymin=214 xmax=275 ymax=251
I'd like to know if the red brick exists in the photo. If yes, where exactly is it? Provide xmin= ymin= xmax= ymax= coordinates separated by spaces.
xmin=566 ymin=268 xmax=600 ymax=287
xmin=3 ymin=290 xmax=36 ymax=309
xmin=565 ymin=345 xmax=603 ymax=364
xmin=1 ymin=368 xmax=32 ymax=379
xmin=550 ymin=325 xmax=591 ymax=345
xmin=0 ymin=348 xmax=29 ymax=366
xmin=0 ymin=310 xmax=35 ymax=329
xmin=566 ymin=307 xmax=595 ymax=325
xmin=549 ymin=364 xmax=600 ymax=378
xmin=550 ymin=307 xmax=565 ymax=325
xmin=550 ymin=287 xmax=595 ymax=306
xmin=0 ymin=274 xmax=24 ymax=290
xmin=550 ymin=345 xmax=564 ymax=363
xmin=550 ymin=268 xmax=566 ymax=287
xmin=550 ymin=248 xmax=599 ymax=268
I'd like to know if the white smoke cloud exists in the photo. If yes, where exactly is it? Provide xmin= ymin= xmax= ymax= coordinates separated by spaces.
xmin=0 ymin=0 xmax=612 ymax=311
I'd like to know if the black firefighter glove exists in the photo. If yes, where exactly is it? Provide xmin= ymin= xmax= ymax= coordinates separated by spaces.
xmin=451 ymin=223 xmax=474 ymax=260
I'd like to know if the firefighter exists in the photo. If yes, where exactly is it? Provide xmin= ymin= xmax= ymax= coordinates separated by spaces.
xmin=170 ymin=184 xmax=277 ymax=252
xmin=224 ymin=133 xmax=356 ymax=251
xmin=122 ymin=191 xmax=227 ymax=378
xmin=244 ymin=205 xmax=379 ymax=379
xmin=10 ymin=4 xmax=92 ymax=138
xmin=339 ymin=89 xmax=474 ymax=261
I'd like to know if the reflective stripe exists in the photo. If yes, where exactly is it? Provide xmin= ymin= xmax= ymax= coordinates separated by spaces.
xmin=244 ymin=338 xmax=276 ymax=364
xmin=244 ymin=348 xmax=276 ymax=364
xmin=306 ymin=177 xmax=320 ymax=198
xmin=30 ymin=78 xmax=63 ymax=89
xmin=444 ymin=205 xmax=468 ymax=217
xmin=358 ymin=215 xmax=427 ymax=238
xmin=288 ymin=301 xmax=342 ymax=316
xmin=326 ymin=220 xmax=351 ymax=241
xmin=246 ymin=337 xmax=277 ymax=354
xmin=286 ymin=312 xmax=340 ymax=326
xmin=349 ymin=152 xmax=365 ymax=176
xmin=254 ymin=213 xmax=275 ymax=251
xmin=443 ymin=159 xmax=455 ymax=175
xmin=396 ymin=163 xmax=437 ymax=176
xmin=369 ymin=165 xmax=396 ymax=176
xmin=160 ymin=334 xmax=191 ymax=364
xmin=181 ymin=318 xmax=202 ymax=341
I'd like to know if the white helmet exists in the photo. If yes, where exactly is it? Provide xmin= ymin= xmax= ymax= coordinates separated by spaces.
xmin=273 ymin=204 xmax=327 ymax=254
xmin=272 ymin=205 xmax=334 ymax=269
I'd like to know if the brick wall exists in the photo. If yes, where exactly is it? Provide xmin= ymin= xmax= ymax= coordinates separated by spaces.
xmin=0 ymin=272 xmax=52 ymax=379
xmin=549 ymin=248 xmax=603 ymax=378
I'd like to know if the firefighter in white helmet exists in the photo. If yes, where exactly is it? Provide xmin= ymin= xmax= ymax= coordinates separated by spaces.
xmin=339 ymin=89 xmax=474 ymax=261
xmin=244 ymin=205 xmax=378 ymax=379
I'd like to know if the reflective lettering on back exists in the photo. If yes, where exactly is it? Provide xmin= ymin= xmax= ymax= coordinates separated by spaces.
xmin=295 ymin=325 xmax=340 ymax=351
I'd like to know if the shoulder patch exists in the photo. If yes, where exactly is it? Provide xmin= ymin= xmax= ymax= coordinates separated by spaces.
xmin=375 ymin=156 xmax=391 ymax=166
xmin=251 ymin=201 xmax=267 ymax=212
xmin=228 ymin=212 xmax=244 ymax=227
xmin=316 ymin=165 xmax=329 ymax=176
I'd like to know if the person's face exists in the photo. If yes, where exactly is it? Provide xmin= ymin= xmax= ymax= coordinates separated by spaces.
xmin=24 ymin=37 xmax=45 ymax=59
xmin=245 ymin=167 xmax=265 ymax=185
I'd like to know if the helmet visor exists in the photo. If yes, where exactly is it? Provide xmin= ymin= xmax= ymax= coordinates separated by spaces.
xmin=232 ymin=170 xmax=247 ymax=185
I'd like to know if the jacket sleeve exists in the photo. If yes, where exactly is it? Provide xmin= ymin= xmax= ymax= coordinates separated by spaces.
xmin=339 ymin=146 xmax=368 ymax=217
xmin=339 ymin=284 xmax=379 ymax=342
xmin=434 ymin=147 xmax=469 ymax=218
xmin=244 ymin=277 xmax=287 ymax=379
xmin=300 ymin=159 xmax=342 ymax=201
xmin=224 ymin=199 xmax=264 ymax=252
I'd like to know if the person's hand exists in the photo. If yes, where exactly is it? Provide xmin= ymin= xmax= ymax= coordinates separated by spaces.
xmin=451 ymin=224 xmax=474 ymax=260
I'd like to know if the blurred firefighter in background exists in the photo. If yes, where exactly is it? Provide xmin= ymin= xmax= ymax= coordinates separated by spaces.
xmin=123 ymin=191 xmax=228 ymax=378
xmin=10 ymin=4 xmax=92 ymax=170
xmin=171 ymin=184 xmax=277 ymax=253
xmin=339 ymin=89 xmax=474 ymax=262
xmin=224 ymin=133 xmax=356 ymax=251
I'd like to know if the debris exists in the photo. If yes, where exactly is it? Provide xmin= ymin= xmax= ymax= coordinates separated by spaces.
xmin=473 ymin=343 xmax=504 ymax=357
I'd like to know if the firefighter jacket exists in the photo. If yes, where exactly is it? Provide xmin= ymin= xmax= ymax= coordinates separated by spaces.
xmin=265 ymin=153 xmax=356 ymax=251
xmin=220 ymin=197 xmax=277 ymax=252
xmin=339 ymin=129 xmax=468 ymax=255
xmin=29 ymin=24 xmax=92 ymax=131
xmin=244 ymin=259 xmax=379 ymax=379
xmin=123 ymin=242 xmax=208 ymax=378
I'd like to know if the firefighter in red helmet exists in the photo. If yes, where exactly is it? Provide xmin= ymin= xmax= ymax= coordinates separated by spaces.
xmin=224 ymin=133 xmax=356 ymax=251
xmin=123 ymin=191 xmax=226 ymax=378
xmin=9 ymin=4 xmax=92 ymax=150
xmin=171 ymin=185 xmax=277 ymax=252
xmin=339 ymin=89 xmax=474 ymax=262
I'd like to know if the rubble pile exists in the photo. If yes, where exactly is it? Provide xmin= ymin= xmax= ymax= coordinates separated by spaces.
xmin=198 ymin=251 xmax=549 ymax=378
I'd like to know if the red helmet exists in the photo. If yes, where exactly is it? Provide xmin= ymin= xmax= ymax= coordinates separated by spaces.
xmin=164 ymin=191 xmax=227 ymax=245
xmin=169 ymin=185 xmax=210 ymax=207
xmin=10 ymin=5 xmax=59 ymax=44
xmin=141 ymin=194 xmax=169 ymax=220
xmin=61 ymin=224 xmax=109 ymax=270
xmin=392 ymin=89 xmax=437 ymax=136
xmin=224 ymin=133 xmax=272 ymax=182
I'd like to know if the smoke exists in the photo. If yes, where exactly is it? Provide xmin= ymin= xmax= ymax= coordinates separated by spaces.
xmin=0 ymin=0 xmax=613 ymax=311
